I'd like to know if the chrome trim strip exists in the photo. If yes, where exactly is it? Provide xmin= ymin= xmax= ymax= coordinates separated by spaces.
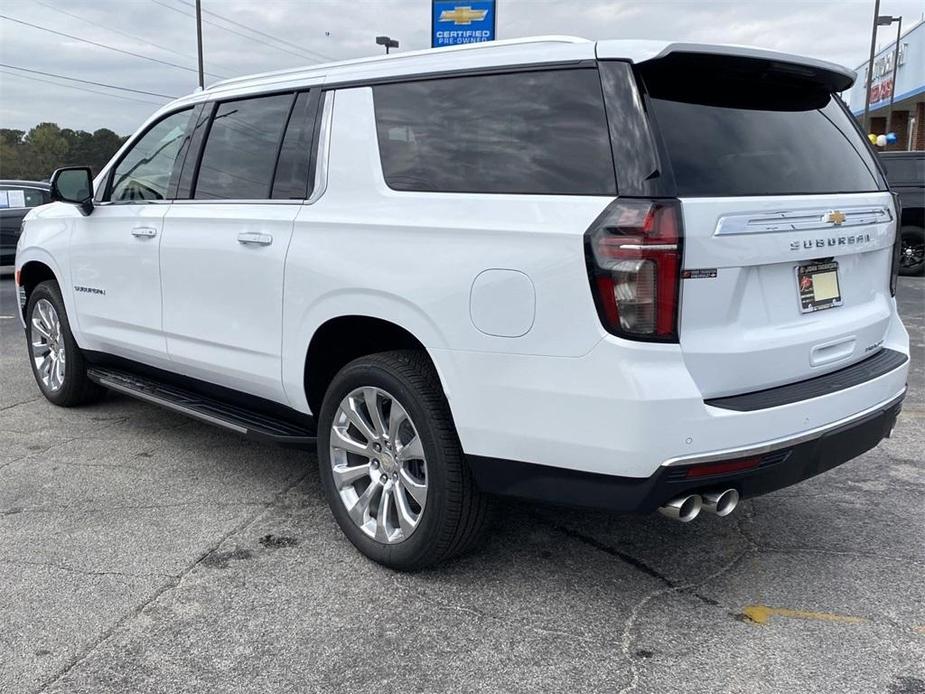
xmin=620 ymin=243 xmax=677 ymax=251
xmin=661 ymin=388 xmax=906 ymax=467
xmin=305 ymin=90 xmax=333 ymax=206
xmin=167 ymin=199 xmax=303 ymax=205
xmin=93 ymin=376 xmax=249 ymax=435
xmin=715 ymin=206 xmax=892 ymax=236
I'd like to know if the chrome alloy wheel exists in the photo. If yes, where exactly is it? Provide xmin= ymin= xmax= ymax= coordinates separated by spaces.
xmin=329 ymin=387 xmax=428 ymax=544
xmin=30 ymin=298 xmax=66 ymax=392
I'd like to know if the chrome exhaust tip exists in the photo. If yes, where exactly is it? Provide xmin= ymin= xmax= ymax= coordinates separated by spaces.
xmin=658 ymin=494 xmax=702 ymax=522
xmin=701 ymin=489 xmax=740 ymax=517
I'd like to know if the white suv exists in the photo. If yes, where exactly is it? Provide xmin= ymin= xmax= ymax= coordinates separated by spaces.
xmin=15 ymin=37 xmax=910 ymax=569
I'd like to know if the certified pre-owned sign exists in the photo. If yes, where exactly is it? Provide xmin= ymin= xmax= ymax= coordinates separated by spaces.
xmin=432 ymin=0 xmax=497 ymax=47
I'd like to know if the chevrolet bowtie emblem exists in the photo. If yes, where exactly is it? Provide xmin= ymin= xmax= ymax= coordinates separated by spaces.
xmin=439 ymin=6 xmax=488 ymax=24
xmin=825 ymin=210 xmax=847 ymax=226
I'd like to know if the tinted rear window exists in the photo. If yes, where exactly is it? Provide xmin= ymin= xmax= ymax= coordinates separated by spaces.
xmin=373 ymin=69 xmax=615 ymax=195
xmin=640 ymin=58 xmax=885 ymax=197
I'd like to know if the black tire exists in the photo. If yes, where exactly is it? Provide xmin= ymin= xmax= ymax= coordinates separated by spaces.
xmin=25 ymin=280 xmax=105 ymax=407
xmin=317 ymin=350 xmax=490 ymax=570
xmin=899 ymin=226 xmax=925 ymax=277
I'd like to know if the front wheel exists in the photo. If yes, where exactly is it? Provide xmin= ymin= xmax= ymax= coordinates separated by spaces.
xmin=25 ymin=280 xmax=105 ymax=407
xmin=899 ymin=226 xmax=925 ymax=276
xmin=317 ymin=350 xmax=490 ymax=570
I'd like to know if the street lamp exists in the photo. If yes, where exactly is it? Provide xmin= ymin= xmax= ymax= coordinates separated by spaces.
xmin=878 ymin=14 xmax=903 ymax=140
xmin=376 ymin=35 xmax=399 ymax=54
xmin=862 ymin=0 xmax=882 ymax=136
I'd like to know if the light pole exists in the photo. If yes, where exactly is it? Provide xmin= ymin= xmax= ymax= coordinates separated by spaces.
xmin=195 ymin=0 xmax=204 ymax=89
xmin=376 ymin=35 xmax=399 ymax=54
xmin=862 ymin=0 xmax=881 ymax=135
xmin=880 ymin=14 xmax=903 ymax=138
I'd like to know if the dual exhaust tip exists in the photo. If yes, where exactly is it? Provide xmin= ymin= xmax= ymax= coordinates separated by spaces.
xmin=659 ymin=489 xmax=739 ymax=522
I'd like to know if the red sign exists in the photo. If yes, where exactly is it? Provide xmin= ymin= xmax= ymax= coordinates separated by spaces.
xmin=869 ymin=78 xmax=893 ymax=104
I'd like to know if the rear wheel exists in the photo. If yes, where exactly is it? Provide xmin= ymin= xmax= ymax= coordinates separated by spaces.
xmin=317 ymin=350 xmax=490 ymax=570
xmin=899 ymin=226 xmax=925 ymax=276
xmin=25 ymin=281 xmax=105 ymax=407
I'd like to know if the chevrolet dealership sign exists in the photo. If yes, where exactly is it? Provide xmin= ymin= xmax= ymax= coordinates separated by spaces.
xmin=432 ymin=1 xmax=497 ymax=47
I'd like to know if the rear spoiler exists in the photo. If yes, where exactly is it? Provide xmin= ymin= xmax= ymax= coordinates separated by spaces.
xmin=597 ymin=40 xmax=855 ymax=92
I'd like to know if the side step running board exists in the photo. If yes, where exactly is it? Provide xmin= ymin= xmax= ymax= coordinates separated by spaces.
xmin=87 ymin=367 xmax=317 ymax=447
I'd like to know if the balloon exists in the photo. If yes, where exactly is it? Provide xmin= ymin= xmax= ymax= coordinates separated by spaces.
xmin=885 ymin=132 xmax=898 ymax=144
xmin=868 ymin=133 xmax=878 ymax=144
xmin=876 ymin=134 xmax=887 ymax=147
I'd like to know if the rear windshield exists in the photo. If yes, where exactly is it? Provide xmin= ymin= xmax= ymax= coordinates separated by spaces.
xmin=639 ymin=57 xmax=886 ymax=197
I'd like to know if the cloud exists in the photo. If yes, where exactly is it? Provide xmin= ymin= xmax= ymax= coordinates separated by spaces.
xmin=0 ymin=0 xmax=922 ymax=135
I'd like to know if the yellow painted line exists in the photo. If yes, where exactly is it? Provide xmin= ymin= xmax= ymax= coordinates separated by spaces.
xmin=741 ymin=604 xmax=867 ymax=626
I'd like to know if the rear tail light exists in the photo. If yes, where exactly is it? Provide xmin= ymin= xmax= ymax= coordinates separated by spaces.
xmin=584 ymin=198 xmax=683 ymax=341
xmin=889 ymin=192 xmax=902 ymax=297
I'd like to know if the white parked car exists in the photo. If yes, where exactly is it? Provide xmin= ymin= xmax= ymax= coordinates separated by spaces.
xmin=15 ymin=37 xmax=909 ymax=569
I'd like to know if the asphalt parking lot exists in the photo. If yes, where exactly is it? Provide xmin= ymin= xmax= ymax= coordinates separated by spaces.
xmin=1 ymin=274 xmax=923 ymax=694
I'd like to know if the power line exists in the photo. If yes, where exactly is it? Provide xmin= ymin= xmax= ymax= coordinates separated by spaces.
xmin=0 ymin=14 xmax=217 ymax=78
xmin=0 ymin=63 xmax=178 ymax=98
xmin=174 ymin=0 xmax=335 ymax=62
xmin=0 ymin=68 xmax=168 ymax=106
xmin=149 ymin=0 xmax=326 ymax=63
xmin=30 ymin=0 xmax=227 ymax=79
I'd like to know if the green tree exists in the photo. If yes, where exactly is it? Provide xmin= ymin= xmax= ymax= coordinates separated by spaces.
xmin=0 ymin=129 xmax=27 ymax=179
xmin=23 ymin=123 xmax=70 ymax=181
xmin=0 ymin=123 xmax=126 ymax=181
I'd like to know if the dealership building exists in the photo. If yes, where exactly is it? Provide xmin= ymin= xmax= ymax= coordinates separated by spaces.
xmin=846 ymin=19 xmax=925 ymax=151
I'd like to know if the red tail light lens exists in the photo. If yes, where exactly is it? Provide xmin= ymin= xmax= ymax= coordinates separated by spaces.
xmin=585 ymin=198 xmax=683 ymax=341
xmin=685 ymin=456 xmax=760 ymax=478
xmin=890 ymin=192 xmax=902 ymax=297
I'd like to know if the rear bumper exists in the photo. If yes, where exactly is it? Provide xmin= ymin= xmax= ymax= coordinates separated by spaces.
xmin=468 ymin=391 xmax=904 ymax=514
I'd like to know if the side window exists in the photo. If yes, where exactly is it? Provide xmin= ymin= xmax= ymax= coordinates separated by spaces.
xmin=193 ymin=93 xmax=294 ymax=200
xmin=0 ymin=187 xmax=47 ymax=208
xmin=108 ymin=109 xmax=195 ymax=202
xmin=272 ymin=91 xmax=319 ymax=200
xmin=372 ymin=69 xmax=616 ymax=195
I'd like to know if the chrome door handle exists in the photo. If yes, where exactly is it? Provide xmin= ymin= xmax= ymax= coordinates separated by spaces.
xmin=131 ymin=226 xmax=158 ymax=238
xmin=237 ymin=232 xmax=273 ymax=246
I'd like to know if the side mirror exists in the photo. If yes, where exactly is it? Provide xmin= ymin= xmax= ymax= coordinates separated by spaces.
xmin=50 ymin=167 xmax=94 ymax=215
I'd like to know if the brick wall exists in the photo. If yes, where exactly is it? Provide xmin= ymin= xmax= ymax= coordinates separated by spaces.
xmin=887 ymin=110 xmax=909 ymax=151
xmin=870 ymin=116 xmax=886 ymax=136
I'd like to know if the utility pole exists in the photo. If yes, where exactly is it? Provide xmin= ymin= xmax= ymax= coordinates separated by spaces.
xmin=886 ymin=15 xmax=903 ymax=136
xmin=862 ymin=0 xmax=881 ymax=135
xmin=195 ymin=0 xmax=204 ymax=89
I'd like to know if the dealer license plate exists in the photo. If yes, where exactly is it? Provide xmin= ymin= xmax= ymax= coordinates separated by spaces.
xmin=796 ymin=261 xmax=842 ymax=313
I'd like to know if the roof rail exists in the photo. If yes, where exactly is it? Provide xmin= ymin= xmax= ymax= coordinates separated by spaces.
xmin=205 ymin=35 xmax=589 ymax=91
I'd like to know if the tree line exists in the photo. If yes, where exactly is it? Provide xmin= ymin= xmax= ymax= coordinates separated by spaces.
xmin=0 ymin=123 xmax=127 ymax=182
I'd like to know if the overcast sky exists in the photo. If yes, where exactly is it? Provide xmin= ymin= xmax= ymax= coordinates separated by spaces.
xmin=1 ymin=0 xmax=923 ymax=134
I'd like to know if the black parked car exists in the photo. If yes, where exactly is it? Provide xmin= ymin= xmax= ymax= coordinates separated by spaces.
xmin=880 ymin=151 xmax=924 ymax=276
xmin=0 ymin=180 xmax=51 ymax=265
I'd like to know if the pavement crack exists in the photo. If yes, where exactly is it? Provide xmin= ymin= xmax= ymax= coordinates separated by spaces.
xmin=0 ymin=436 xmax=85 ymax=473
xmin=538 ymin=516 xmax=720 ymax=609
xmin=0 ymin=557 xmax=176 ymax=580
xmin=3 ymin=501 xmax=269 ymax=515
xmin=387 ymin=573 xmax=604 ymax=646
xmin=34 ymin=469 xmax=311 ymax=693
xmin=0 ymin=397 xmax=42 ymax=412
xmin=616 ymin=549 xmax=753 ymax=694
